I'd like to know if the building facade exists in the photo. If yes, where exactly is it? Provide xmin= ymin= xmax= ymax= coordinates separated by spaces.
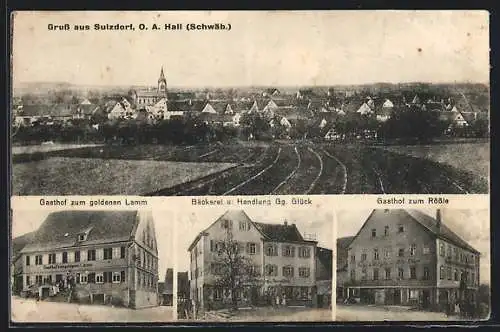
xmin=188 ymin=210 xmax=319 ymax=312
xmin=20 ymin=210 xmax=159 ymax=309
xmin=344 ymin=209 xmax=480 ymax=310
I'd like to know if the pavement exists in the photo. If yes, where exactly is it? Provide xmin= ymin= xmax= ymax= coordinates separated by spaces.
xmin=200 ymin=306 xmax=333 ymax=322
xmin=11 ymin=296 xmax=174 ymax=323
xmin=336 ymin=304 xmax=463 ymax=321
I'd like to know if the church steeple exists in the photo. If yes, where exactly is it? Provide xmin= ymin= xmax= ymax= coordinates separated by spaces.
xmin=158 ymin=66 xmax=167 ymax=97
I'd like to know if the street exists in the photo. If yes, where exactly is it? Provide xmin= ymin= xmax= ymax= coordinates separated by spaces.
xmin=336 ymin=304 xmax=463 ymax=321
xmin=11 ymin=296 xmax=174 ymax=323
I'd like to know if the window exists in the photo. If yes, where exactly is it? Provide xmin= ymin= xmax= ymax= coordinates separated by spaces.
xmin=454 ymin=248 xmax=458 ymax=261
xmin=78 ymin=234 xmax=87 ymax=242
xmin=373 ymin=268 xmax=379 ymax=280
xmin=35 ymin=255 xmax=43 ymax=265
xmin=282 ymin=266 xmax=294 ymax=278
xmin=74 ymin=251 xmax=80 ymax=262
xmin=350 ymin=269 xmax=355 ymax=280
xmin=266 ymin=244 xmax=277 ymax=256
xmin=410 ymin=266 xmax=416 ymax=279
xmin=384 ymin=226 xmax=389 ymax=236
xmin=423 ymin=267 xmax=430 ymax=280
xmin=121 ymin=246 xmax=126 ymax=259
xmin=361 ymin=267 xmax=367 ymax=280
xmin=398 ymin=248 xmax=404 ymax=257
xmin=48 ymin=253 xmax=56 ymax=264
xmin=423 ymin=247 xmax=430 ymax=255
xmin=36 ymin=275 xmax=43 ymax=284
xmin=239 ymin=221 xmax=250 ymax=231
xmin=214 ymin=288 xmax=222 ymax=300
xmin=385 ymin=268 xmax=391 ymax=280
xmin=88 ymin=273 xmax=96 ymax=283
xmin=221 ymin=219 xmax=232 ymax=229
xmin=265 ymin=264 xmax=278 ymax=276
xmin=62 ymin=252 xmax=68 ymax=263
xmin=373 ymin=249 xmax=379 ymax=260
xmin=299 ymin=247 xmax=310 ymax=258
xmin=398 ymin=224 xmax=404 ymax=233
xmin=299 ymin=267 xmax=310 ymax=278
xmin=113 ymin=272 xmax=121 ymax=283
xmin=350 ymin=255 xmax=355 ymax=263
xmin=104 ymin=248 xmax=112 ymax=260
xmin=384 ymin=248 xmax=391 ymax=258
xmin=398 ymin=268 xmax=404 ymax=279
xmin=96 ymin=273 xmax=104 ymax=284
xmin=283 ymin=245 xmax=295 ymax=257
xmin=439 ymin=243 xmax=445 ymax=257
xmin=471 ymin=272 xmax=475 ymax=286
xmin=371 ymin=229 xmax=377 ymax=238
xmin=88 ymin=249 xmax=96 ymax=261
xmin=361 ymin=252 xmax=367 ymax=261
xmin=26 ymin=276 xmax=30 ymax=286
xmin=409 ymin=290 xmax=419 ymax=300
xmin=454 ymin=269 xmax=459 ymax=281
xmin=410 ymin=245 xmax=416 ymax=256
xmin=447 ymin=246 xmax=452 ymax=258
xmin=25 ymin=256 xmax=30 ymax=266
xmin=80 ymin=273 xmax=88 ymax=284
xmin=247 ymin=243 xmax=257 ymax=255
xmin=440 ymin=266 xmax=445 ymax=280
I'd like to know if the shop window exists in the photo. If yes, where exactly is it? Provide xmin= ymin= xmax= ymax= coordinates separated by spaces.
xmin=409 ymin=290 xmax=419 ymax=300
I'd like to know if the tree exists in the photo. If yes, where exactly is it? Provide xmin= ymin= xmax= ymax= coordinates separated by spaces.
xmin=212 ymin=226 xmax=262 ymax=311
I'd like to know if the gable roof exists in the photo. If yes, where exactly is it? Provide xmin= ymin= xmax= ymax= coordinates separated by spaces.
xmin=21 ymin=211 xmax=139 ymax=253
xmin=349 ymin=210 xmax=479 ymax=254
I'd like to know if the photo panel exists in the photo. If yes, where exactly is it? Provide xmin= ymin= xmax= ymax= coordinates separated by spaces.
xmin=175 ymin=203 xmax=335 ymax=322
xmin=335 ymin=208 xmax=490 ymax=321
xmin=10 ymin=207 xmax=175 ymax=323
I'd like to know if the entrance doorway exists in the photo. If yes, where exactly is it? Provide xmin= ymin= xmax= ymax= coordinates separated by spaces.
xmin=93 ymin=293 xmax=105 ymax=304
xmin=393 ymin=289 xmax=401 ymax=305
xmin=422 ymin=290 xmax=431 ymax=309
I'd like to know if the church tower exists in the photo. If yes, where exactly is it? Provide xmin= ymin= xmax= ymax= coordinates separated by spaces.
xmin=158 ymin=66 xmax=167 ymax=98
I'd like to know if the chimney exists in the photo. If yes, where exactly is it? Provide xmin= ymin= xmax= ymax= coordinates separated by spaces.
xmin=436 ymin=209 xmax=442 ymax=230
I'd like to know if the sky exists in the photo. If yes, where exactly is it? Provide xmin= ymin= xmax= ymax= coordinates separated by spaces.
xmin=337 ymin=208 xmax=491 ymax=284
xmin=176 ymin=207 xmax=334 ymax=272
xmin=12 ymin=10 xmax=489 ymax=87
xmin=12 ymin=209 xmax=174 ymax=281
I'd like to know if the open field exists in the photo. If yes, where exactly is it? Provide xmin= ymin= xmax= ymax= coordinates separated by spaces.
xmin=11 ymin=296 xmax=174 ymax=323
xmin=13 ymin=157 xmax=237 ymax=195
xmin=12 ymin=141 xmax=489 ymax=195
xmin=12 ymin=143 xmax=104 ymax=155
xmin=379 ymin=142 xmax=489 ymax=180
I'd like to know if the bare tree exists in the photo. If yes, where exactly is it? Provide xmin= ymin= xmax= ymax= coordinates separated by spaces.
xmin=212 ymin=226 xmax=261 ymax=311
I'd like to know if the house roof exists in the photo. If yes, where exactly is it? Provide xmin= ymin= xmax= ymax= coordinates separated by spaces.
xmin=21 ymin=211 xmax=139 ymax=253
xmin=404 ymin=210 xmax=480 ymax=254
xmin=187 ymin=210 xmax=315 ymax=251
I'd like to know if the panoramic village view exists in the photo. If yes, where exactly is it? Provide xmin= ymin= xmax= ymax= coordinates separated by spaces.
xmin=12 ymin=70 xmax=489 ymax=196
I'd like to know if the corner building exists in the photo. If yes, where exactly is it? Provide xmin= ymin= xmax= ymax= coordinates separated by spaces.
xmin=188 ymin=210 xmax=319 ymax=311
xmin=20 ymin=211 xmax=159 ymax=309
xmin=345 ymin=209 xmax=480 ymax=310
